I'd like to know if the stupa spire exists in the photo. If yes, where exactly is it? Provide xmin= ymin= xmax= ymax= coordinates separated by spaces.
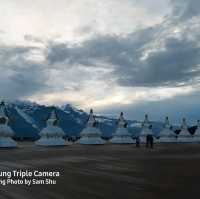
xmin=87 ymin=109 xmax=96 ymax=127
xmin=142 ymin=114 xmax=150 ymax=128
xmin=47 ymin=108 xmax=58 ymax=126
xmin=178 ymin=117 xmax=192 ymax=142
xmin=118 ymin=112 xmax=126 ymax=128
xmin=181 ymin=118 xmax=188 ymax=130
xmin=164 ymin=116 xmax=170 ymax=129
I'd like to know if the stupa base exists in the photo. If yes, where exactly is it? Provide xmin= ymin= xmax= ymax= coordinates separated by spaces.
xmin=192 ymin=136 xmax=200 ymax=142
xmin=0 ymin=137 xmax=17 ymax=148
xmin=177 ymin=136 xmax=195 ymax=143
xmin=157 ymin=137 xmax=178 ymax=143
xmin=79 ymin=137 xmax=106 ymax=145
xmin=35 ymin=138 xmax=67 ymax=146
xmin=110 ymin=136 xmax=135 ymax=144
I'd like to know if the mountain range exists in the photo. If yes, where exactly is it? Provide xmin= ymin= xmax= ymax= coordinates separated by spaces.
xmin=4 ymin=100 xmax=194 ymax=140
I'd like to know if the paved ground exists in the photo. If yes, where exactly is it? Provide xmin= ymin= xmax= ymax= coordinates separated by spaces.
xmin=0 ymin=142 xmax=200 ymax=199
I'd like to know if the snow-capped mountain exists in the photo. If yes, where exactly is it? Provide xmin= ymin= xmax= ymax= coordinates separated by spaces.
xmin=6 ymin=101 xmax=88 ymax=140
xmin=15 ymin=107 xmax=38 ymax=129
xmin=3 ymin=100 xmax=188 ymax=140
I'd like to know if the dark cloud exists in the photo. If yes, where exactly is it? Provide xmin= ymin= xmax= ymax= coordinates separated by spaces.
xmin=46 ymin=27 xmax=156 ymax=65
xmin=45 ymin=0 xmax=200 ymax=89
xmin=98 ymin=90 xmax=200 ymax=124
xmin=0 ymin=45 xmax=48 ymax=99
xmin=0 ymin=46 xmax=31 ymax=59
xmin=46 ymin=25 xmax=200 ymax=88
xmin=117 ymin=37 xmax=200 ymax=87
xmin=9 ymin=63 xmax=48 ymax=97
xmin=171 ymin=0 xmax=200 ymax=21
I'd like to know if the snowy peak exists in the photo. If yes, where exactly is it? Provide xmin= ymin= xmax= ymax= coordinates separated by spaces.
xmin=15 ymin=107 xmax=38 ymax=129
xmin=61 ymin=104 xmax=85 ymax=115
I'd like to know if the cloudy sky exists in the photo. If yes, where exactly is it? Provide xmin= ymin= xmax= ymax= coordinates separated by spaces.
xmin=0 ymin=0 xmax=200 ymax=123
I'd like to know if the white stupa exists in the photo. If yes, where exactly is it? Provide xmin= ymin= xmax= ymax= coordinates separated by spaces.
xmin=158 ymin=117 xmax=177 ymax=143
xmin=177 ymin=118 xmax=193 ymax=142
xmin=110 ymin=112 xmax=135 ymax=144
xmin=139 ymin=114 xmax=154 ymax=143
xmin=35 ymin=108 xmax=67 ymax=146
xmin=193 ymin=120 xmax=200 ymax=142
xmin=0 ymin=101 xmax=17 ymax=148
xmin=78 ymin=109 xmax=105 ymax=145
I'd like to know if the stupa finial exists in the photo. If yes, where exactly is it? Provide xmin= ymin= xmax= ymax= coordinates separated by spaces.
xmin=142 ymin=114 xmax=150 ymax=129
xmin=144 ymin=114 xmax=149 ymax=123
xmin=164 ymin=116 xmax=170 ymax=129
xmin=181 ymin=118 xmax=187 ymax=130
xmin=87 ymin=109 xmax=96 ymax=127
xmin=118 ymin=112 xmax=126 ymax=128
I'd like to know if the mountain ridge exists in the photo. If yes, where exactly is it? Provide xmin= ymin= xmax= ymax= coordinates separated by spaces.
xmin=2 ymin=100 xmax=190 ymax=140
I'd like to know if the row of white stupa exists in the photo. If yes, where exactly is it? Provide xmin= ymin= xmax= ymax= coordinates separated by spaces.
xmin=0 ymin=101 xmax=200 ymax=147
